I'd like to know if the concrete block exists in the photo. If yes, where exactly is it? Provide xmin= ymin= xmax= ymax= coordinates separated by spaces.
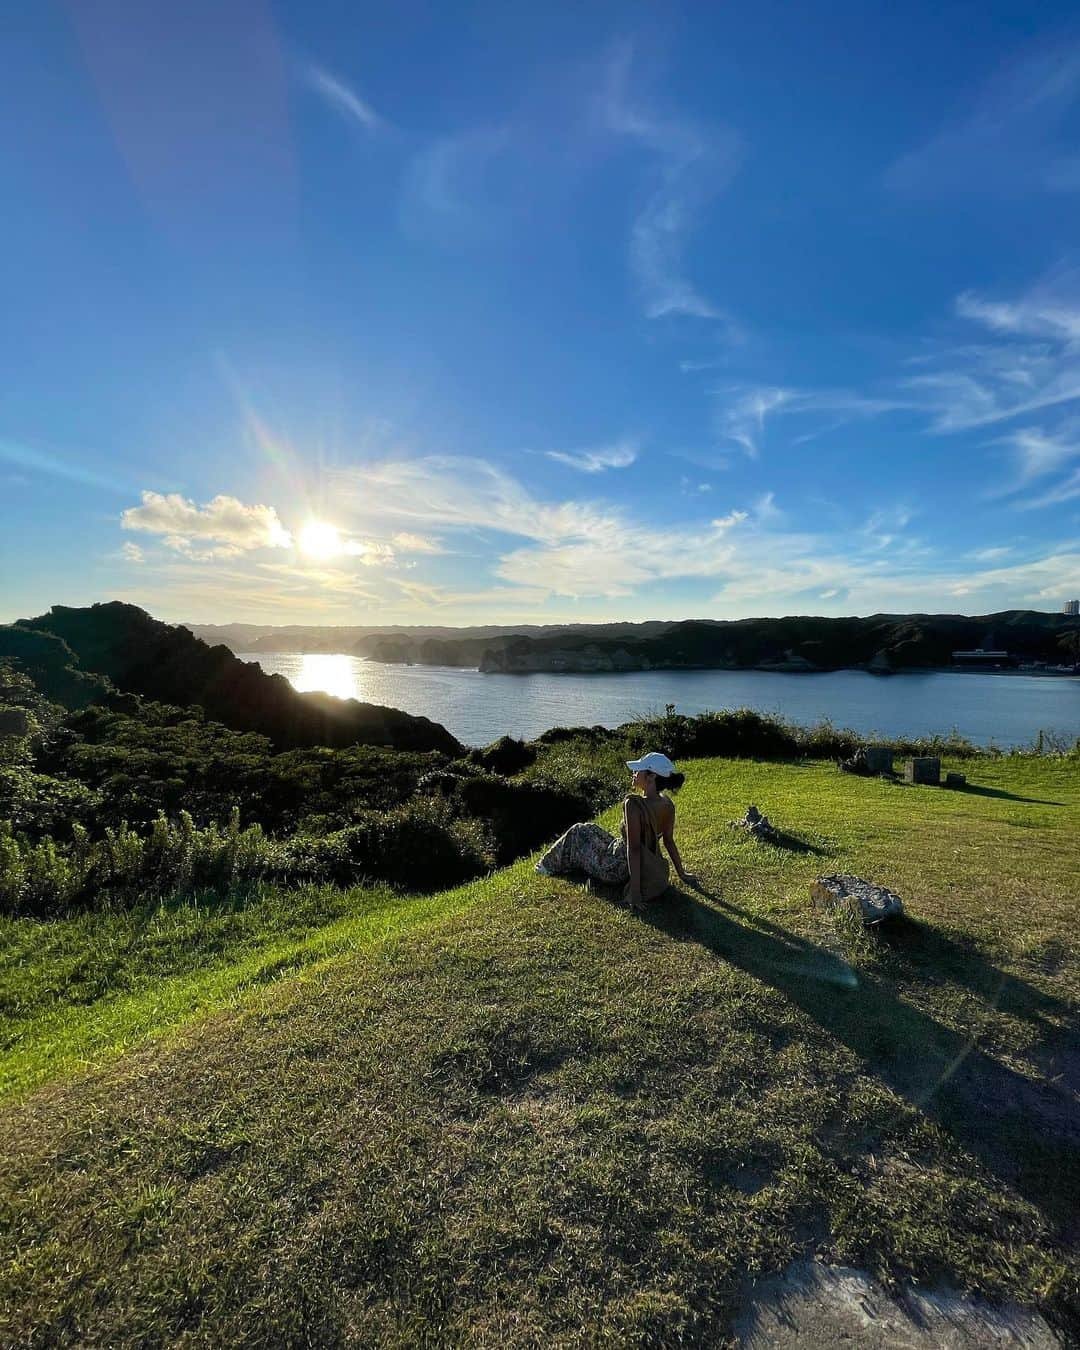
xmin=904 ymin=756 xmax=940 ymax=785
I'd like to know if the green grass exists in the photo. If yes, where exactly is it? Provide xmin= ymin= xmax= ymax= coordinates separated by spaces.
xmin=1 ymin=754 xmax=1078 ymax=1345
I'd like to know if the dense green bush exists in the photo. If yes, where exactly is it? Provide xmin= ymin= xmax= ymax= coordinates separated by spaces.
xmin=456 ymin=775 xmax=592 ymax=865
xmin=467 ymin=735 xmax=537 ymax=776
xmin=278 ymin=798 xmax=492 ymax=891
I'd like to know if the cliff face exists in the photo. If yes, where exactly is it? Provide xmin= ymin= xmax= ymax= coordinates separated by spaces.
xmin=16 ymin=604 xmax=463 ymax=755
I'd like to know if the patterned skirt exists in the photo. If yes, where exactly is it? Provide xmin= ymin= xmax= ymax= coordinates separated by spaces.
xmin=535 ymin=823 xmax=629 ymax=885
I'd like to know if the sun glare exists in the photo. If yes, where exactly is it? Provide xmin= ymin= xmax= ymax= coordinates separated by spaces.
xmin=298 ymin=520 xmax=343 ymax=561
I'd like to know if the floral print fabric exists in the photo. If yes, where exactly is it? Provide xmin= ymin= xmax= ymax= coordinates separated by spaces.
xmin=536 ymin=822 xmax=629 ymax=885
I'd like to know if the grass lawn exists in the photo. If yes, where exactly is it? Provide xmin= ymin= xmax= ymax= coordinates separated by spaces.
xmin=1 ymin=755 xmax=1078 ymax=1345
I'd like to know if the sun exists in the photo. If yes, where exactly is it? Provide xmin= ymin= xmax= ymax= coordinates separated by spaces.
xmin=297 ymin=519 xmax=344 ymax=561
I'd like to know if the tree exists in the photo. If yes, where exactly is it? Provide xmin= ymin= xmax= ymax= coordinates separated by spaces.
xmin=1058 ymin=630 xmax=1080 ymax=664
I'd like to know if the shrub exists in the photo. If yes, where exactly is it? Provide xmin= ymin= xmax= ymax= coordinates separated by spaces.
xmin=468 ymin=735 xmax=537 ymax=776
xmin=0 ymin=809 xmax=284 ymax=918
xmin=277 ymin=798 xmax=492 ymax=891
xmin=457 ymin=774 xmax=591 ymax=865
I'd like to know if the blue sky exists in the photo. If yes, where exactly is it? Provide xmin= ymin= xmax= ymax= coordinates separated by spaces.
xmin=3 ymin=0 xmax=1080 ymax=625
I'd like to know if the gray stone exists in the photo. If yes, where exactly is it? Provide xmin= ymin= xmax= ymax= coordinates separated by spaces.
xmin=811 ymin=873 xmax=904 ymax=925
xmin=904 ymin=756 xmax=941 ymax=785
xmin=839 ymin=746 xmax=895 ymax=776
xmin=731 ymin=804 xmax=780 ymax=842
xmin=863 ymin=746 xmax=895 ymax=775
xmin=735 ymin=1260 xmax=1061 ymax=1348
xmin=945 ymin=772 xmax=967 ymax=789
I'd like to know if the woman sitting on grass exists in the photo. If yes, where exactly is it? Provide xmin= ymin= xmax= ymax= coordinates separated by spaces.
xmin=535 ymin=751 xmax=697 ymax=913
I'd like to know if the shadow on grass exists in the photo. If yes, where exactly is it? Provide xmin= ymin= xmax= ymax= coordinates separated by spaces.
xmin=879 ymin=918 xmax=1070 ymax=1028
xmin=646 ymin=882 xmax=1080 ymax=1230
xmin=768 ymin=830 xmax=829 ymax=856
xmin=957 ymin=784 xmax=1066 ymax=806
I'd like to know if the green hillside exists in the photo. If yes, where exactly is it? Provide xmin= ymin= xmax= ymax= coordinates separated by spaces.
xmin=2 ymin=754 xmax=1077 ymax=1345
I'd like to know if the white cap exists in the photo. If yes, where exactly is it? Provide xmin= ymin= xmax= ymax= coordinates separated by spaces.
xmin=626 ymin=751 xmax=677 ymax=776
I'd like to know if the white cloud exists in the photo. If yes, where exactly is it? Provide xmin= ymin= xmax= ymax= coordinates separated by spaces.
xmin=164 ymin=536 xmax=244 ymax=562
xmin=546 ymin=441 xmax=637 ymax=473
xmin=119 ymin=541 xmax=145 ymax=564
xmin=342 ymin=538 xmax=396 ymax=564
xmin=303 ymin=64 xmax=381 ymax=132
xmin=122 ymin=491 xmax=292 ymax=553
xmin=392 ymin=531 xmax=445 ymax=553
xmin=600 ymin=43 xmax=741 ymax=321
xmin=332 ymin=455 xmax=628 ymax=546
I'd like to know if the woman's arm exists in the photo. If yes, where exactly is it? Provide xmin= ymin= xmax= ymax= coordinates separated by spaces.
xmin=661 ymin=804 xmax=697 ymax=885
xmin=624 ymin=797 xmax=643 ymax=909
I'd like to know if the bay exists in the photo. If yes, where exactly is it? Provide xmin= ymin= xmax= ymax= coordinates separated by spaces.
xmin=237 ymin=653 xmax=1080 ymax=749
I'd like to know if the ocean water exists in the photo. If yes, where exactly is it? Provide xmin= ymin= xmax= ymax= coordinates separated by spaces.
xmin=237 ymin=653 xmax=1080 ymax=749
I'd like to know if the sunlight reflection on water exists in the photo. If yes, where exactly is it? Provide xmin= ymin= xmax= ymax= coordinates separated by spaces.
xmin=288 ymin=654 xmax=362 ymax=701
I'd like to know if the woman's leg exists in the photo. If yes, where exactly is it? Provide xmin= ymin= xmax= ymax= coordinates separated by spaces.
xmin=536 ymin=823 xmax=618 ymax=877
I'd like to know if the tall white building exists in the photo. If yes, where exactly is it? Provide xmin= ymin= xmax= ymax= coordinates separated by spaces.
xmin=1064 ymin=599 xmax=1080 ymax=616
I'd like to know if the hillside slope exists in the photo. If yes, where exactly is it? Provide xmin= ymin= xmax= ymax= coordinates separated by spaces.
xmin=1 ymin=757 xmax=1077 ymax=1345
xmin=13 ymin=603 xmax=461 ymax=753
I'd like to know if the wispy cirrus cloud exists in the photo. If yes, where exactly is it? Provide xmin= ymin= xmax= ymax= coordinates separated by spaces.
xmin=955 ymin=289 xmax=1080 ymax=341
xmin=885 ymin=40 xmax=1080 ymax=197
xmin=302 ymin=64 xmax=381 ymax=132
xmin=1016 ymin=467 xmax=1080 ymax=510
xmin=714 ymin=387 xmax=794 ymax=456
xmin=600 ymin=42 xmax=741 ymax=322
xmin=400 ymin=128 xmax=512 ymax=243
xmin=995 ymin=424 xmax=1080 ymax=492
xmin=714 ymin=385 xmax=902 ymax=457
xmin=899 ymin=273 xmax=1080 ymax=444
xmin=545 ymin=440 xmax=637 ymax=473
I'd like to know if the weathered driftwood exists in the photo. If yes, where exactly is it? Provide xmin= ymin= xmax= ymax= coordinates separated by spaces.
xmin=904 ymin=756 xmax=940 ymax=786
xmin=811 ymin=873 xmax=904 ymax=925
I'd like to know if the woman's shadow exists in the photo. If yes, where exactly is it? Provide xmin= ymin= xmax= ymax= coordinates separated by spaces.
xmin=641 ymin=879 xmax=1079 ymax=1231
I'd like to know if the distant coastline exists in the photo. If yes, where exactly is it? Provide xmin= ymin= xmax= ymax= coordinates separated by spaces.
xmin=208 ymin=608 xmax=1080 ymax=680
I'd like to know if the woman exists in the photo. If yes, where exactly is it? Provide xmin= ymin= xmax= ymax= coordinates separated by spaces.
xmin=535 ymin=751 xmax=697 ymax=913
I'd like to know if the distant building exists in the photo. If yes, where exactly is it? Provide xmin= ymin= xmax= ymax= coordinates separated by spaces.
xmin=1064 ymin=599 xmax=1080 ymax=616
xmin=951 ymin=649 xmax=1017 ymax=668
